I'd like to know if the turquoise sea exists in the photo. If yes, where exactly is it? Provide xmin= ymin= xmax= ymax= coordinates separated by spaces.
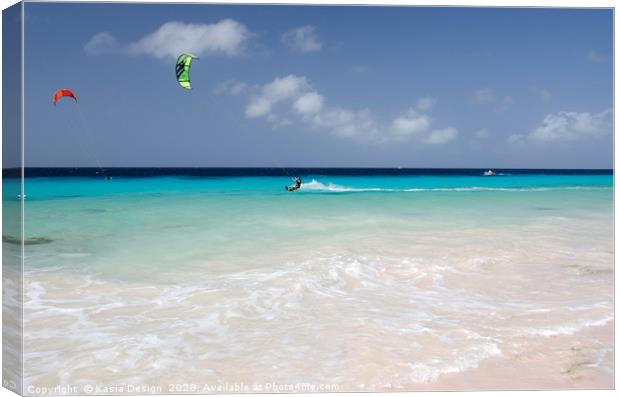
xmin=2 ymin=169 xmax=614 ymax=391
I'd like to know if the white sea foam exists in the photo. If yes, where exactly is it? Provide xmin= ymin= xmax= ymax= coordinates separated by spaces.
xmin=522 ymin=316 xmax=614 ymax=337
xmin=300 ymin=179 xmax=611 ymax=193
xmin=407 ymin=342 xmax=502 ymax=383
xmin=22 ymin=246 xmax=613 ymax=390
xmin=301 ymin=179 xmax=385 ymax=192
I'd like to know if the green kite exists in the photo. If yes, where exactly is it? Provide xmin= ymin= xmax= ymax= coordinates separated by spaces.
xmin=175 ymin=53 xmax=198 ymax=90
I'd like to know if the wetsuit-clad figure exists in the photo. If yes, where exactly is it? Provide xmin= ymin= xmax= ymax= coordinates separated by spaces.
xmin=286 ymin=177 xmax=302 ymax=191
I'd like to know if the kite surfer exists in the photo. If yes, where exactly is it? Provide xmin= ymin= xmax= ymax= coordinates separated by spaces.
xmin=285 ymin=177 xmax=302 ymax=192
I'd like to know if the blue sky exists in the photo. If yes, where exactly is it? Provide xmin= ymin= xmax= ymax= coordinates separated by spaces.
xmin=23 ymin=3 xmax=613 ymax=168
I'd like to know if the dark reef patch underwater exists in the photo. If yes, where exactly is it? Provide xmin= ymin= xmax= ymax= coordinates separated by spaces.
xmin=2 ymin=235 xmax=53 ymax=245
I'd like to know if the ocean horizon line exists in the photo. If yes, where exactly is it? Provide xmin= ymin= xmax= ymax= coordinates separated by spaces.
xmin=1 ymin=167 xmax=613 ymax=178
xmin=3 ymin=166 xmax=614 ymax=170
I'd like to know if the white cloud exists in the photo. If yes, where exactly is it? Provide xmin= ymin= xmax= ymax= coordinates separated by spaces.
xmin=294 ymin=92 xmax=324 ymax=116
xmin=528 ymin=109 xmax=611 ymax=142
xmin=84 ymin=32 xmax=118 ymax=56
xmin=586 ymin=50 xmax=605 ymax=63
xmin=470 ymin=88 xmax=495 ymax=105
xmin=282 ymin=25 xmax=322 ymax=53
xmin=129 ymin=20 xmax=251 ymax=59
xmin=243 ymin=75 xmax=377 ymax=140
xmin=475 ymin=129 xmax=489 ymax=138
xmin=232 ymin=75 xmax=455 ymax=144
xmin=423 ymin=128 xmax=458 ymax=145
xmin=245 ymin=75 xmax=309 ymax=118
xmin=416 ymin=97 xmax=436 ymax=111
xmin=312 ymin=108 xmax=379 ymax=139
xmin=391 ymin=109 xmax=431 ymax=137
xmin=389 ymin=105 xmax=457 ymax=144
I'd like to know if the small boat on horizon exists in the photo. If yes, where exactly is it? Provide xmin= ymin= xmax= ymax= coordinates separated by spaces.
xmin=483 ymin=170 xmax=497 ymax=176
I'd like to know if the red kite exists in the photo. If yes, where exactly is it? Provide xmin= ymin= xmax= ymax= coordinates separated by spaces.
xmin=53 ymin=89 xmax=77 ymax=106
